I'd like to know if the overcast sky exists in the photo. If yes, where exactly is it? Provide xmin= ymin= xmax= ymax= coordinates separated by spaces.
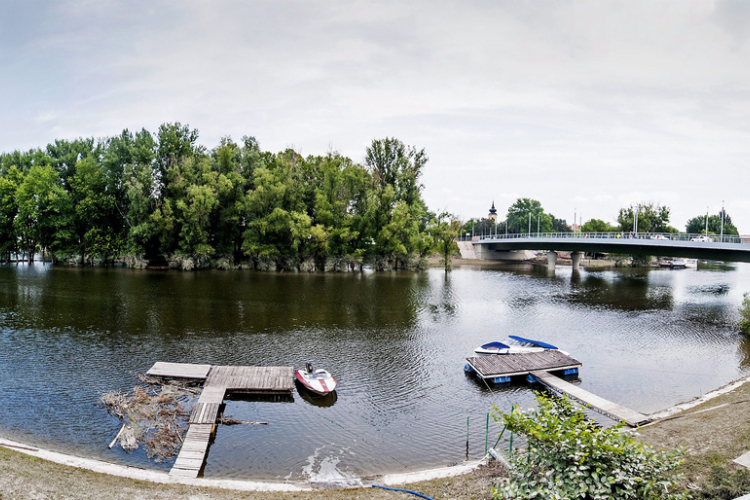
xmin=2 ymin=0 xmax=749 ymax=231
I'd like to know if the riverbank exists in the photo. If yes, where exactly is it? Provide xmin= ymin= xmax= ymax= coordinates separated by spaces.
xmin=5 ymin=376 xmax=750 ymax=498
xmin=637 ymin=376 xmax=750 ymax=497
xmin=0 ymin=441 xmax=506 ymax=499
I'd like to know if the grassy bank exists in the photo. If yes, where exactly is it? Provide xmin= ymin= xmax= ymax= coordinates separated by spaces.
xmin=637 ymin=379 xmax=750 ymax=498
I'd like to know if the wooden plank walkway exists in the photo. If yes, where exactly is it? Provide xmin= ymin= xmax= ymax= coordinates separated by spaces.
xmin=170 ymin=424 xmax=214 ymax=478
xmin=466 ymin=350 xmax=582 ymax=378
xmin=206 ymin=366 xmax=295 ymax=394
xmin=147 ymin=361 xmax=212 ymax=379
xmin=529 ymin=370 xmax=651 ymax=427
xmin=145 ymin=362 xmax=295 ymax=479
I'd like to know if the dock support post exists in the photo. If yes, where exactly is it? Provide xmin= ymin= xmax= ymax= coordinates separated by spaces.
xmin=546 ymin=251 xmax=557 ymax=270
xmin=571 ymin=251 xmax=583 ymax=271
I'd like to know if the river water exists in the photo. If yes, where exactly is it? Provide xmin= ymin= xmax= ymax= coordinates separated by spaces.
xmin=0 ymin=262 xmax=748 ymax=481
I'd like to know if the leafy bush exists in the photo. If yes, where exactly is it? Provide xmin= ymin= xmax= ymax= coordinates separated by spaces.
xmin=493 ymin=393 xmax=689 ymax=500
xmin=740 ymin=292 xmax=750 ymax=335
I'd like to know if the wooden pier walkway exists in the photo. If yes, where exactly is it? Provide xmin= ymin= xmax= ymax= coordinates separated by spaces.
xmin=465 ymin=351 xmax=649 ymax=427
xmin=146 ymin=362 xmax=294 ymax=478
xmin=529 ymin=370 xmax=650 ymax=427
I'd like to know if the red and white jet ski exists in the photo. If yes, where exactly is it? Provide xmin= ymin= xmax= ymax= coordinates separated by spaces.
xmin=295 ymin=362 xmax=337 ymax=395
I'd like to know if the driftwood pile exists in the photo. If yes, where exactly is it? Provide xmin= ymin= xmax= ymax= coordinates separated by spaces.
xmin=98 ymin=379 xmax=194 ymax=462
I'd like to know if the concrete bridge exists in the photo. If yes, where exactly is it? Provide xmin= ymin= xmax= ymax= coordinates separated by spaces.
xmin=465 ymin=232 xmax=750 ymax=270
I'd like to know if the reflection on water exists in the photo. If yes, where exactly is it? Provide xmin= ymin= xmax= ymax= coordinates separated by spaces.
xmin=0 ymin=263 xmax=749 ymax=479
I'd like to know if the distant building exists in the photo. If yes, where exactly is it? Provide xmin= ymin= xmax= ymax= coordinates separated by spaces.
xmin=488 ymin=201 xmax=498 ymax=223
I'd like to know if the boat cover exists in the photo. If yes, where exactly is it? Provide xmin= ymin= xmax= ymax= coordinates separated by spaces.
xmin=508 ymin=335 xmax=558 ymax=350
xmin=480 ymin=341 xmax=510 ymax=349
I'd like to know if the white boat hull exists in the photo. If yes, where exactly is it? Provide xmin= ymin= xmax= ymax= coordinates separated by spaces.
xmin=295 ymin=369 xmax=337 ymax=395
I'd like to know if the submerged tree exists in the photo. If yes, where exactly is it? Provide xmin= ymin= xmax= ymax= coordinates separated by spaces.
xmin=431 ymin=212 xmax=460 ymax=271
xmin=0 ymin=128 xmax=435 ymax=271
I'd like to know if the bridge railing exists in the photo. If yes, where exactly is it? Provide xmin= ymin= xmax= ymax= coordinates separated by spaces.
xmin=458 ymin=232 xmax=750 ymax=244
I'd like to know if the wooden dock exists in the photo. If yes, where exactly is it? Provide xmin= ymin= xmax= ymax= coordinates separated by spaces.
xmin=146 ymin=362 xmax=294 ymax=478
xmin=465 ymin=351 xmax=649 ymax=427
xmin=466 ymin=350 xmax=582 ymax=379
xmin=529 ymin=370 xmax=650 ymax=427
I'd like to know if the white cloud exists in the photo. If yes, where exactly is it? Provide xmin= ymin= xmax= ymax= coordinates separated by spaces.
xmin=1 ymin=0 xmax=750 ymax=231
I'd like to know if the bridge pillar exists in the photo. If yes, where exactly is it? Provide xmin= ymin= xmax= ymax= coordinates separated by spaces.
xmin=547 ymin=251 xmax=558 ymax=270
xmin=571 ymin=251 xmax=583 ymax=271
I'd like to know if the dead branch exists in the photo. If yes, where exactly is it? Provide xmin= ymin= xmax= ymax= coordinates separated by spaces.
xmin=218 ymin=416 xmax=269 ymax=426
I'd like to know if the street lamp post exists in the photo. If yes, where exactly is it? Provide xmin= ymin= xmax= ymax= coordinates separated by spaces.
xmin=721 ymin=201 xmax=725 ymax=242
xmin=528 ymin=213 xmax=531 ymax=235
xmin=705 ymin=206 xmax=709 ymax=237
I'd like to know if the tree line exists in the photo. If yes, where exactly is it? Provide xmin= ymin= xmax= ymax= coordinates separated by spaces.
xmin=0 ymin=124 xmax=457 ymax=271
xmin=463 ymin=198 xmax=740 ymax=237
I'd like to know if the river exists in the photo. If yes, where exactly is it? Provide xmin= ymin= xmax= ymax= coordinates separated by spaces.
xmin=0 ymin=262 xmax=748 ymax=481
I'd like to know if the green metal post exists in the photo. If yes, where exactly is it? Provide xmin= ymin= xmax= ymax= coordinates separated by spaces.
xmin=484 ymin=413 xmax=490 ymax=455
xmin=509 ymin=431 xmax=514 ymax=458
xmin=465 ymin=416 xmax=469 ymax=460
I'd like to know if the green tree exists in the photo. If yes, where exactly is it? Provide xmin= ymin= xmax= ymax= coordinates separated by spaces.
xmin=617 ymin=203 xmax=677 ymax=233
xmin=364 ymin=138 xmax=429 ymax=267
xmin=686 ymin=210 xmax=739 ymax=236
xmin=70 ymin=156 xmax=121 ymax=264
xmin=740 ymin=293 xmax=750 ymax=335
xmin=582 ymin=218 xmax=618 ymax=232
xmin=549 ymin=214 xmax=571 ymax=233
xmin=14 ymin=165 xmax=73 ymax=262
xmin=506 ymin=198 xmax=552 ymax=234
xmin=431 ymin=212 xmax=460 ymax=271
xmin=494 ymin=393 xmax=688 ymax=500
xmin=0 ymin=165 xmax=23 ymax=261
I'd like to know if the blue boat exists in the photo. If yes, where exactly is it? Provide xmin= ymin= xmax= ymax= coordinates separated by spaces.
xmin=474 ymin=336 xmax=566 ymax=356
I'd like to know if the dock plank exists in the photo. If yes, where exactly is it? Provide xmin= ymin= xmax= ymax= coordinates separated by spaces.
xmin=158 ymin=361 xmax=294 ymax=477
xmin=529 ymin=370 xmax=650 ymax=427
xmin=147 ymin=362 xmax=212 ymax=380
xmin=467 ymin=351 xmax=582 ymax=378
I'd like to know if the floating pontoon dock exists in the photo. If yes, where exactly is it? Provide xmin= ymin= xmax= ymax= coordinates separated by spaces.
xmin=465 ymin=351 xmax=650 ymax=427
xmin=466 ymin=350 xmax=582 ymax=380
xmin=146 ymin=362 xmax=294 ymax=478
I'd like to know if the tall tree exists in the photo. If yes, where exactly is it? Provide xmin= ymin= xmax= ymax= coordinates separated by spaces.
xmin=506 ymin=198 xmax=552 ymax=234
xmin=686 ymin=210 xmax=739 ymax=235
xmin=0 ymin=166 xmax=23 ymax=261
xmin=617 ymin=203 xmax=677 ymax=233
xmin=14 ymin=165 xmax=72 ymax=262
xmin=431 ymin=212 xmax=460 ymax=271
xmin=582 ymin=218 xmax=618 ymax=233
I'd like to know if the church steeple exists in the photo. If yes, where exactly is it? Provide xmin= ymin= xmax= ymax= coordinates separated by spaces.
xmin=488 ymin=201 xmax=498 ymax=222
